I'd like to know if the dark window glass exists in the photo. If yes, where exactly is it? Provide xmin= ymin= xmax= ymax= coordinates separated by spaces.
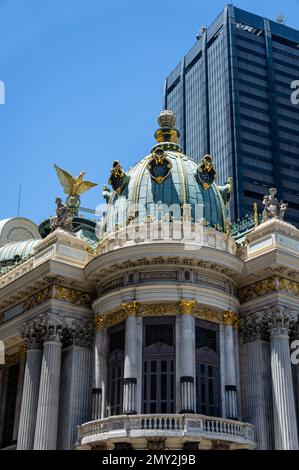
xmin=196 ymin=327 xmax=217 ymax=352
xmin=145 ymin=324 xmax=174 ymax=347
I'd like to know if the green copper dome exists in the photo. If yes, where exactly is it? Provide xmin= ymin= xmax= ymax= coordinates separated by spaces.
xmin=102 ymin=111 xmax=231 ymax=236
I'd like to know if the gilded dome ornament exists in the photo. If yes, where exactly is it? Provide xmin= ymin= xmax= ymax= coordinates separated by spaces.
xmin=196 ymin=155 xmax=216 ymax=190
xmin=108 ymin=160 xmax=130 ymax=194
xmin=54 ymin=164 xmax=97 ymax=212
xmin=147 ymin=148 xmax=172 ymax=184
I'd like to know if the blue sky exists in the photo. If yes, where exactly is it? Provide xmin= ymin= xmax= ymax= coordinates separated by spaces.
xmin=0 ymin=0 xmax=298 ymax=224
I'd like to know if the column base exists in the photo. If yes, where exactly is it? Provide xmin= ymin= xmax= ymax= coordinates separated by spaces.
xmin=92 ymin=388 xmax=102 ymax=421
xmin=123 ymin=378 xmax=137 ymax=414
xmin=225 ymin=385 xmax=238 ymax=420
xmin=180 ymin=376 xmax=195 ymax=414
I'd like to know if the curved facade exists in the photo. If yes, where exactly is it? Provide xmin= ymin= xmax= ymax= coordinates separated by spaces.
xmin=0 ymin=112 xmax=299 ymax=451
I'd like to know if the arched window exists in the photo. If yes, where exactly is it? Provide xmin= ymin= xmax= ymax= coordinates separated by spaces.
xmin=107 ymin=323 xmax=125 ymax=416
xmin=195 ymin=320 xmax=221 ymax=417
xmin=142 ymin=318 xmax=175 ymax=414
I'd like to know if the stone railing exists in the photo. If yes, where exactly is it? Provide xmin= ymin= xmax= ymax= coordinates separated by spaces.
xmin=0 ymin=256 xmax=34 ymax=287
xmin=77 ymin=413 xmax=255 ymax=448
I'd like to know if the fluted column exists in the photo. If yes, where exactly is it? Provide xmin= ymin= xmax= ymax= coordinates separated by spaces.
xmin=179 ymin=301 xmax=196 ymax=413
xmin=17 ymin=322 xmax=43 ymax=450
xmin=92 ymin=319 xmax=104 ymax=420
xmin=122 ymin=302 xmax=138 ymax=414
xmin=241 ymin=315 xmax=274 ymax=449
xmin=267 ymin=306 xmax=298 ymax=450
xmin=61 ymin=320 xmax=92 ymax=449
xmin=223 ymin=311 xmax=239 ymax=420
xmin=34 ymin=315 xmax=63 ymax=450
xmin=13 ymin=346 xmax=26 ymax=441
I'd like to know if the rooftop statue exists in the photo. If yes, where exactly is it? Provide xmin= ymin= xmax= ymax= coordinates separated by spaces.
xmin=54 ymin=164 xmax=97 ymax=213
xmin=262 ymin=188 xmax=288 ymax=222
xmin=49 ymin=197 xmax=74 ymax=232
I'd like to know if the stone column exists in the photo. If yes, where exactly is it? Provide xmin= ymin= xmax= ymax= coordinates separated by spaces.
xmin=223 ymin=311 xmax=239 ymax=420
xmin=92 ymin=319 xmax=104 ymax=420
xmin=13 ymin=346 xmax=26 ymax=442
xmin=122 ymin=302 xmax=138 ymax=414
xmin=241 ymin=315 xmax=274 ymax=450
xmin=17 ymin=322 xmax=43 ymax=450
xmin=33 ymin=315 xmax=63 ymax=450
xmin=267 ymin=306 xmax=298 ymax=450
xmin=179 ymin=301 xmax=196 ymax=413
xmin=61 ymin=320 xmax=92 ymax=449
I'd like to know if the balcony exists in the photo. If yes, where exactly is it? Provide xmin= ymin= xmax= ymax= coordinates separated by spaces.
xmin=77 ymin=414 xmax=256 ymax=450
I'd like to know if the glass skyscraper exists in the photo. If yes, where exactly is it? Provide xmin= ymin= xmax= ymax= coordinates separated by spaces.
xmin=164 ymin=5 xmax=299 ymax=226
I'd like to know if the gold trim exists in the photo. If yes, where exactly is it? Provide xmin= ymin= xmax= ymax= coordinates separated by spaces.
xmin=176 ymin=154 xmax=187 ymax=205
xmin=223 ymin=311 xmax=239 ymax=329
xmin=121 ymin=301 xmax=139 ymax=317
xmin=194 ymin=309 xmax=223 ymax=324
xmin=179 ymin=300 xmax=197 ymax=315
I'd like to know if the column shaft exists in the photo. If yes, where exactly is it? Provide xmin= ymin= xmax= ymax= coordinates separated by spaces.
xmin=17 ymin=349 xmax=42 ymax=449
xmin=92 ymin=329 xmax=103 ymax=420
xmin=180 ymin=314 xmax=195 ymax=413
xmin=34 ymin=340 xmax=62 ymax=450
xmin=271 ymin=331 xmax=298 ymax=449
xmin=243 ymin=339 xmax=274 ymax=449
xmin=123 ymin=315 xmax=137 ymax=414
xmin=224 ymin=324 xmax=238 ymax=419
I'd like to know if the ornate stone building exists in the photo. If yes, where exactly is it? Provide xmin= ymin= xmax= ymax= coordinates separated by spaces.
xmin=0 ymin=111 xmax=298 ymax=450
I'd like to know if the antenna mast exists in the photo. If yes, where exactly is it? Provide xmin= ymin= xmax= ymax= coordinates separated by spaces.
xmin=17 ymin=185 xmax=22 ymax=216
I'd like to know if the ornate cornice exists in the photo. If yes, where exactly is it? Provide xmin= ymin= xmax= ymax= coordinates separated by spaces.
xmin=240 ymin=276 xmax=299 ymax=303
xmin=223 ymin=311 xmax=239 ymax=329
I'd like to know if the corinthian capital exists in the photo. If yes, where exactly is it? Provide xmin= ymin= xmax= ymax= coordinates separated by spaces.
xmin=67 ymin=319 xmax=93 ymax=347
xmin=264 ymin=306 xmax=295 ymax=336
xmin=21 ymin=319 xmax=43 ymax=350
xmin=240 ymin=314 xmax=269 ymax=343
xmin=37 ymin=313 xmax=65 ymax=343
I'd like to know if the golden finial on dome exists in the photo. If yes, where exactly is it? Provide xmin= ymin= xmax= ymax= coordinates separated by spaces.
xmin=154 ymin=110 xmax=181 ymax=147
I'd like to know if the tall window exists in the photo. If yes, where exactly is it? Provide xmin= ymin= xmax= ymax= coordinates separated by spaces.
xmin=195 ymin=320 xmax=221 ymax=417
xmin=107 ymin=324 xmax=125 ymax=416
xmin=142 ymin=318 xmax=175 ymax=414
xmin=2 ymin=363 xmax=20 ymax=447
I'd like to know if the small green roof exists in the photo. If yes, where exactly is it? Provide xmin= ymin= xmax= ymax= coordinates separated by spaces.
xmin=0 ymin=239 xmax=40 ymax=264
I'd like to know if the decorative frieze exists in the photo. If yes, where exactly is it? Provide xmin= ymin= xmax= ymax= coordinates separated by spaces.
xmin=240 ymin=276 xmax=299 ymax=303
xmin=22 ymin=285 xmax=94 ymax=314
xmin=94 ymin=302 xmax=231 ymax=329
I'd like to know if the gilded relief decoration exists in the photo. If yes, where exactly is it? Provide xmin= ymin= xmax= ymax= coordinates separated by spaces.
xmin=240 ymin=276 xmax=299 ymax=302
xmin=121 ymin=301 xmax=139 ymax=316
xmin=94 ymin=301 xmax=226 ymax=329
xmin=223 ymin=311 xmax=239 ymax=329
xmin=179 ymin=300 xmax=197 ymax=315
xmin=194 ymin=309 xmax=223 ymax=324
xmin=23 ymin=285 xmax=94 ymax=313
